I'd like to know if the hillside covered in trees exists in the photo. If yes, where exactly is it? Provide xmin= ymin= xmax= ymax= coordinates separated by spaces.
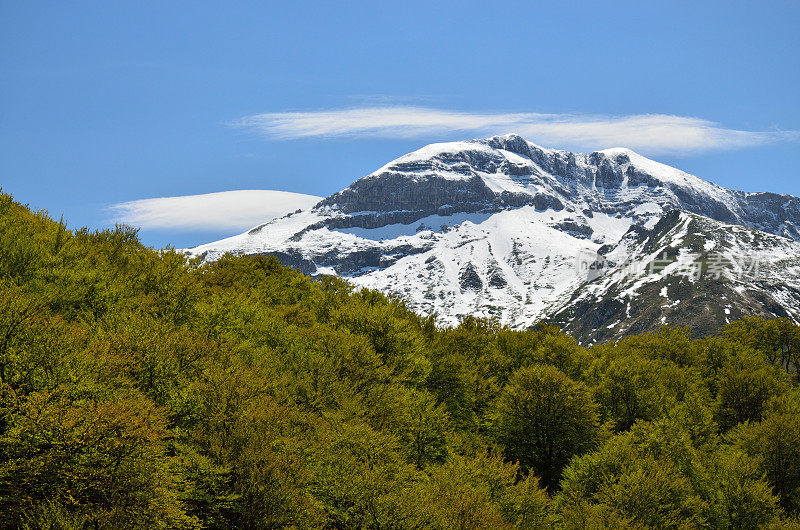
xmin=1 ymin=190 xmax=800 ymax=529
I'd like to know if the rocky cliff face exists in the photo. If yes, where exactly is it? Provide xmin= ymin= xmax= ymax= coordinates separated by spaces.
xmin=185 ymin=134 xmax=800 ymax=342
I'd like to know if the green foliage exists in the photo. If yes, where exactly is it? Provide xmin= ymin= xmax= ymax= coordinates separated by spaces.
xmin=730 ymin=393 xmax=800 ymax=514
xmin=408 ymin=451 xmax=553 ymax=529
xmin=711 ymin=448 xmax=780 ymax=530
xmin=591 ymin=354 xmax=686 ymax=431
xmin=494 ymin=365 xmax=600 ymax=490
xmin=0 ymin=191 xmax=798 ymax=527
xmin=723 ymin=317 xmax=800 ymax=380
xmin=714 ymin=351 xmax=788 ymax=431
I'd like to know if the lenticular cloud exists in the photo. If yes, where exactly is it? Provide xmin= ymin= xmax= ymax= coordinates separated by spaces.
xmin=109 ymin=190 xmax=322 ymax=231
xmin=234 ymin=106 xmax=799 ymax=156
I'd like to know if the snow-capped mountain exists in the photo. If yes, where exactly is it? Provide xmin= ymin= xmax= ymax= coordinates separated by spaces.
xmin=185 ymin=134 xmax=800 ymax=342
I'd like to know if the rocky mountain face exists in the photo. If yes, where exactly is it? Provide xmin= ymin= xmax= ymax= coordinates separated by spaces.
xmin=550 ymin=211 xmax=800 ymax=343
xmin=185 ymin=134 xmax=800 ymax=343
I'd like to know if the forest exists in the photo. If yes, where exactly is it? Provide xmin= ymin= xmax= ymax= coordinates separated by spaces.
xmin=1 ymin=189 xmax=800 ymax=529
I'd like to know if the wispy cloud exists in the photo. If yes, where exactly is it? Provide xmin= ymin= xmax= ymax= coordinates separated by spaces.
xmin=109 ymin=190 xmax=322 ymax=231
xmin=234 ymin=106 xmax=799 ymax=155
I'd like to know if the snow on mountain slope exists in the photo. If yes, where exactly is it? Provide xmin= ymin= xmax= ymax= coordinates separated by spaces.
xmin=185 ymin=134 xmax=800 ymax=339
xmin=353 ymin=207 xmax=631 ymax=327
xmin=550 ymin=211 xmax=800 ymax=343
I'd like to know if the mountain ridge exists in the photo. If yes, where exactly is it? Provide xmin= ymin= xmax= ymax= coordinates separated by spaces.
xmin=185 ymin=134 xmax=800 ymax=342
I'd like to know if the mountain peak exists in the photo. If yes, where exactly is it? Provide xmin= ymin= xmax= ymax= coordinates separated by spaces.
xmin=314 ymin=134 xmax=752 ymax=231
xmin=596 ymin=146 xmax=637 ymax=157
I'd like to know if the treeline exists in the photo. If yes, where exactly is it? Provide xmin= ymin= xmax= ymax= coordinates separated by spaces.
xmin=1 ymin=190 xmax=799 ymax=529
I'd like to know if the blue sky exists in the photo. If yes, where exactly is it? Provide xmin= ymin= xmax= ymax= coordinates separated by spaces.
xmin=1 ymin=1 xmax=798 ymax=248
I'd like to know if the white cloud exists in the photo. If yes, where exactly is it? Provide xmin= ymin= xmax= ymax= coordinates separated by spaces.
xmin=109 ymin=190 xmax=322 ymax=231
xmin=234 ymin=106 xmax=799 ymax=155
